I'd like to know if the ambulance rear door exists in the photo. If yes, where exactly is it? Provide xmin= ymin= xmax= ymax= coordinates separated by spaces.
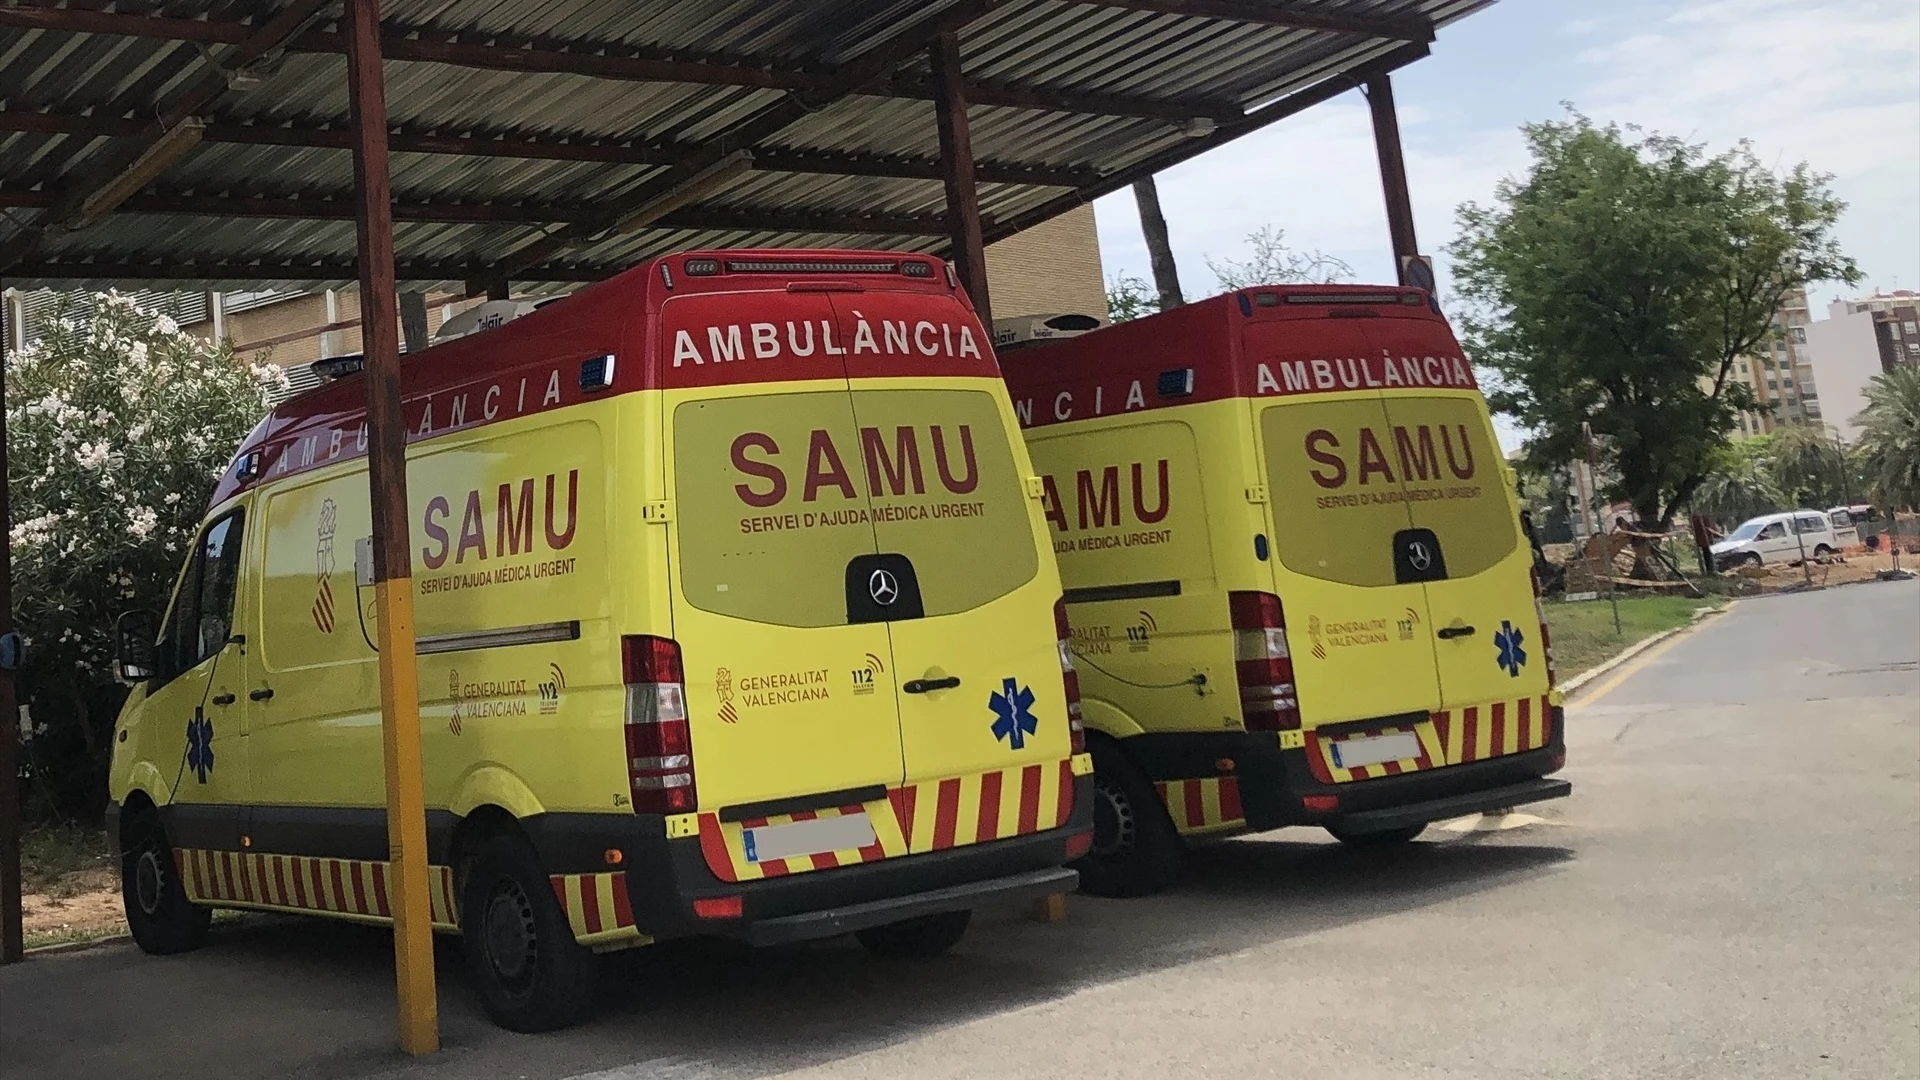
xmin=829 ymin=292 xmax=1069 ymax=851
xmin=660 ymin=288 xmax=904 ymax=816
xmin=1366 ymin=317 xmax=1547 ymax=716
xmin=1246 ymin=314 xmax=1443 ymax=729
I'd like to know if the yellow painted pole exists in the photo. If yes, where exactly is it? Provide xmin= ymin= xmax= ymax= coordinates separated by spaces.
xmin=345 ymin=0 xmax=438 ymax=1054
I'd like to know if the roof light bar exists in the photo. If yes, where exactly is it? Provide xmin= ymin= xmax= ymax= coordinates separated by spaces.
xmin=1282 ymin=292 xmax=1417 ymax=305
xmin=724 ymin=259 xmax=898 ymax=274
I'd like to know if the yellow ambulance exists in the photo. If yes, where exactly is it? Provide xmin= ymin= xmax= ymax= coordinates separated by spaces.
xmin=1000 ymin=286 xmax=1568 ymax=896
xmin=106 ymin=250 xmax=1092 ymax=1030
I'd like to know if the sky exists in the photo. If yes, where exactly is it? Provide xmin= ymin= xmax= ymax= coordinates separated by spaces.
xmin=1093 ymin=0 xmax=1920 ymax=390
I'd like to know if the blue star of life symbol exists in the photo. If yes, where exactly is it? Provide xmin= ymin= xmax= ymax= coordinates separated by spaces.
xmin=988 ymin=677 xmax=1038 ymax=750
xmin=1494 ymin=620 xmax=1527 ymax=678
xmin=186 ymin=709 xmax=215 ymax=783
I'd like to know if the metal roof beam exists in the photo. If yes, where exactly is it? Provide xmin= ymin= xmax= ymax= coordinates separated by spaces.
xmin=0 ymin=7 xmax=1232 ymax=121
xmin=0 ymin=109 xmax=1099 ymax=185
xmin=2 ymin=259 xmax=613 ymax=284
xmin=474 ymin=0 xmax=1004 ymax=294
xmin=0 ymin=0 xmax=335 ymax=270
xmin=0 ymin=187 xmax=956 ymax=234
xmin=1080 ymin=1 xmax=1434 ymax=41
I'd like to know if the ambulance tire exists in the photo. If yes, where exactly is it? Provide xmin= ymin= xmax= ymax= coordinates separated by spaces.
xmin=460 ymin=832 xmax=600 ymax=1033
xmin=1326 ymin=823 xmax=1426 ymax=847
xmin=1075 ymin=739 xmax=1183 ymax=898
xmin=854 ymin=909 xmax=972 ymax=958
xmin=120 ymin=807 xmax=211 ymax=955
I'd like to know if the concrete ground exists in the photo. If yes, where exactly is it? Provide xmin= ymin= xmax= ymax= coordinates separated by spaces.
xmin=4 ymin=581 xmax=1916 ymax=1080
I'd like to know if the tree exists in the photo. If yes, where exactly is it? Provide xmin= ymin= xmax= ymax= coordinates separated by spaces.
xmin=1448 ymin=111 xmax=1858 ymax=535
xmin=1854 ymin=365 xmax=1920 ymax=511
xmin=1765 ymin=424 xmax=1849 ymax=509
xmin=1132 ymin=175 xmax=1185 ymax=311
xmin=1105 ymin=271 xmax=1159 ymax=323
xmin=1692 ymin=441 xmax=1784 ymax=525
xmin=6 ymin=292 xmax=282 ymax=817
xmin=1207 ymin=225 xmax=1353 ymax=291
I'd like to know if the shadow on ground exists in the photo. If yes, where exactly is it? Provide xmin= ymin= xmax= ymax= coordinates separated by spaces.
xmin=0 ymin=830 xmax=1569 ymax=1080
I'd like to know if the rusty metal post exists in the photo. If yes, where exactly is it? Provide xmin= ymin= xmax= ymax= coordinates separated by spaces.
xmin=345 ymin=0 xmax=438 ymax=1053
xmin=929 ymin=31 xmax=991 ymax=329
xmin=1365 ymin=74 xmax=1420 ymax=285
xmin=0 ymin=275 xmax=21 ymax=965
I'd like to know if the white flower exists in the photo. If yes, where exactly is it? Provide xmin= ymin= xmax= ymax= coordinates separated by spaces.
xmin=129 ymin=341 xmax=149 ymax=363
xmin=152 ymin=314 xmax=178 ymax=335
xmin=73 ymin=442 xmax=110 ymax=469
xmin=162 ymin=491 xmax=181 ymax=505
xmin=127 ymin=506 xmax=159 ymax=539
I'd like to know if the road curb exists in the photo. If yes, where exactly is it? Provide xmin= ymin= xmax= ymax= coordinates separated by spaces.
xmin=22 ymin=932 xmax=130 ymax=958
xmin=1561 ymin=602 xmax=1729 ymax=700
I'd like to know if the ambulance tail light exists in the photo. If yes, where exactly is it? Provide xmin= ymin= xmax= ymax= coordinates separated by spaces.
xmin=623 ymin=635 xmax=695 ymax=815
xmin=1229 ymin=591 xmax=1300 ymax=732
xmin=1530 ymin=567 xmax=1556 ymax=688
xmin=1055 ymin=599 xmax=1085 ymax=754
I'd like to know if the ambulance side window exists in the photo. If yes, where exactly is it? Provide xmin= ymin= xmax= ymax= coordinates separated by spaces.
xmin=162 ymin=510 xmax=246 ymax=677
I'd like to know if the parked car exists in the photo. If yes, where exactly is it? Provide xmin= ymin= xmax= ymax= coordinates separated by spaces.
xmin=1711 ymin=510 xmax=1839 ymax=570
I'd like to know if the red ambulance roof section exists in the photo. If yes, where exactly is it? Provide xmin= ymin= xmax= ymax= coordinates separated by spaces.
xmin=999 ymin=285 xmax=1477 ymax=430
xmin=210 ymin=249 xmax=986 ymax=507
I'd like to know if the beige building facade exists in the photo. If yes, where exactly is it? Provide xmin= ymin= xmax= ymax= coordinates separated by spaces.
xmin=1725 ymin=287 xmax=1821 ymax=440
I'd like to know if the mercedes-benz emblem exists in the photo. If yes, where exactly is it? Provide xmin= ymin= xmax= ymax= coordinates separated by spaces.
xmin=1407 ymin=541 xmax=1433 ymax=571
xmin=868 ymin=568 xmax=900 ymax=606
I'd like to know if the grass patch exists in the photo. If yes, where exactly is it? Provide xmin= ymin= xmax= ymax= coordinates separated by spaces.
xmin=1545 ymin=594 xmax=1717 ymax=679
xmin=21 ymin=823 xmax=114 ymax=897
xmin=24 ymin=922 xmax=124 ymax=952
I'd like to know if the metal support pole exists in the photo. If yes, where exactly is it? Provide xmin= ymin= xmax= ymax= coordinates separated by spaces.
xmin=929 ymin=31 xmax=991 ymax=330
xmin=1583 ymin=423 xmax=1621 ymax=635
xmin=0 ymin=274 xmax=22 ymax=966
xmin=1365 ymin=74 xmax=1419 ymax=285
xmin=345 ymin=0 xmax=438 ymax=1054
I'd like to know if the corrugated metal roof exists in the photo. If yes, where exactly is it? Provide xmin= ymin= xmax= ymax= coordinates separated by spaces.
xmin=0 ymin=0 xmax=1494 ymax=293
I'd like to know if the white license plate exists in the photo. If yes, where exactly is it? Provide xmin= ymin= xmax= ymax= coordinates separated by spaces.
xmin=743 ymin=812 xmax=876 ymax=864
xmin=1331 ymin=732 xmax=1421 ymax=770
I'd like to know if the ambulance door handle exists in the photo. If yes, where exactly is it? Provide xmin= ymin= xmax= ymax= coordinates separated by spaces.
xmin=1436 ymin=625 xmax=1476 ymax=640
xmin=249 ymin=687 xmax=275 ymax=701
xmin=211 ymin=693 xmax=236 ymax=706
xmin=903 ymin=677 xmax=961 ymax=694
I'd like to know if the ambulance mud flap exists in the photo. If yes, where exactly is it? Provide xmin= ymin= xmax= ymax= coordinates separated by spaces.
xmin=745 ymin=866 xmax=1076 ymax=946
xmin=1324 ymin=777 xmax=1570 ymax=835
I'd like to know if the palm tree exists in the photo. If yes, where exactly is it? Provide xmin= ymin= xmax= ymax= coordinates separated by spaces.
xmin=1767 ymin=423 xmax=1849 ymax=508
xmin=1693 ymin=442 xmax=1784 ymax=525
xmin=1854 ymin=366 xmax=1920 ymax=511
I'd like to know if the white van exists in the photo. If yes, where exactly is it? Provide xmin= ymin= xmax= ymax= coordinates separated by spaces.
xmin=1711 ymin=510 xmax=1839 ymax=570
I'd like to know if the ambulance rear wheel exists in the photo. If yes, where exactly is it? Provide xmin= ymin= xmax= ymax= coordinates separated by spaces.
xmin=1326 ymin=823 xmax=1426 ymax=846
xmin=120 ymin=808 xmax=211 ymax=955
xmin=1075 ymin=740 xmax=1182 ymax=898
xmin=460 ymin=832 xmax=600 ymax=1033
xmin=855 ymin=909 xmax=971 ymax=958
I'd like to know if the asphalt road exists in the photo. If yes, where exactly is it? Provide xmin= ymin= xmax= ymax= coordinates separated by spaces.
xmin=4 ymin=581 xmax=1916 ymax=1080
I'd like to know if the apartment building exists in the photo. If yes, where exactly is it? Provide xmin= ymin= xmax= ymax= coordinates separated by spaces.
xmin=1803 ymin=288 xmax=1920 ymax=441
xmin=1725 ymin=286 xmax=1821 ymax=439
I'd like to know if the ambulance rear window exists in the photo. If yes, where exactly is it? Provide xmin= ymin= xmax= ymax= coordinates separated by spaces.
xmin=1379 ymin=395 xmax=1516 ymax=579
xmin=1260 ymin=394 xmax=1515 ymax=586
xmin=1262 ymin=397 xmax=1411 ymax=588
xmin=850 ymin=388 xmax=1036 ymax=617
xmin=671 ymin=387 xmax=1035 ymax=626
